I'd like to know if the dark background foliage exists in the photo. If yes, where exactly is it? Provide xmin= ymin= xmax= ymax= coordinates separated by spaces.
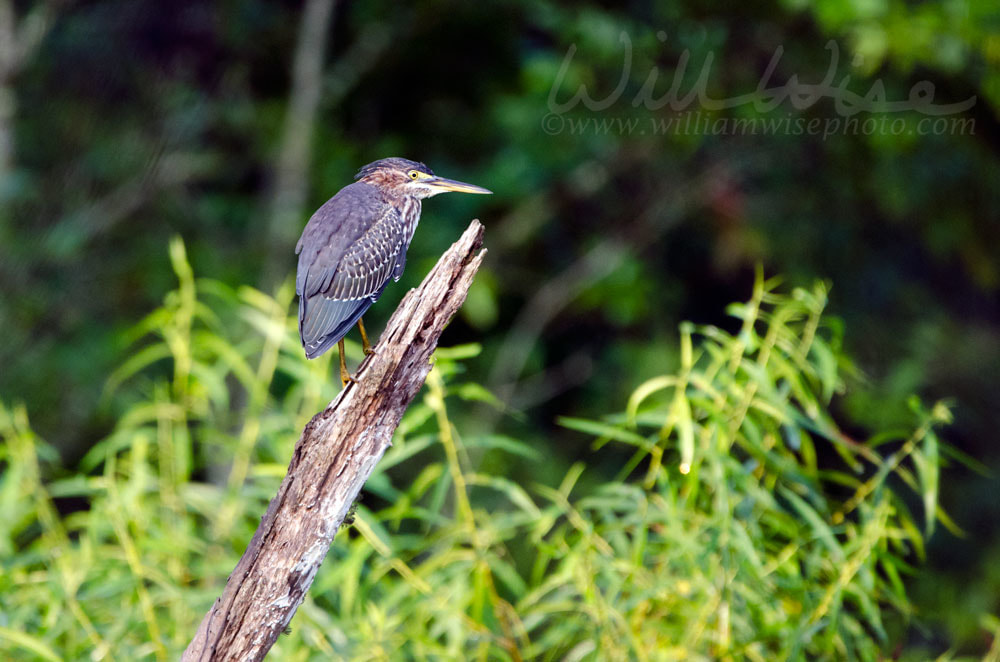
xmin=1 ymin=0 xmax=997 ymax=653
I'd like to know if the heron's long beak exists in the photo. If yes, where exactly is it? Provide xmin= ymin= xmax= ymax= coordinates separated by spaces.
xmin=425 ymin=176 xmax=493 ymax=195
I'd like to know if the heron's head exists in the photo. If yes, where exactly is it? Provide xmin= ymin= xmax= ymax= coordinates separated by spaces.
xmin=355 ymin=158 xmax=492 ymax=199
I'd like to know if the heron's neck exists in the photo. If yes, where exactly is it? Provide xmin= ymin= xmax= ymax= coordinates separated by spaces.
xmin=400 ymin=196 xmax=422 ymax=240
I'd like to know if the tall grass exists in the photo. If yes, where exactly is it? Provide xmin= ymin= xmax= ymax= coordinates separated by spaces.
xmin=0 ymin=243 xmax=961 ymax=660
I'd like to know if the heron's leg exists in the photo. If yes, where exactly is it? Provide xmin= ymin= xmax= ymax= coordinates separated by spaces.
xmin=357 ymin=318 xmax=374 ymax=355
xmin=337 ymin=339 xmax=354 ymax=386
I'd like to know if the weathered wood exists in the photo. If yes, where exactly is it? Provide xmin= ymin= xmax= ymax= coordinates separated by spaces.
xmin=183 ymin=220 xmax=486 ymax=662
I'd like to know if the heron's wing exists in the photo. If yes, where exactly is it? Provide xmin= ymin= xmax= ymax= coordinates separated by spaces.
xmin=296 ymin=187 xmax=410 ymax=358
xmin=321 ymin=204 xmax=406 ymax=302
xmin=298 ymin=294 xmax=378 ymax=359
xmin=295 ymin=183 xmax=376 ymax=299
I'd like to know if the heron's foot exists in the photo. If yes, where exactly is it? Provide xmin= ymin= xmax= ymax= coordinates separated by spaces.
xmin=339 ymin=367 xmax=359 ymax=387
xmin=357 ymin=319 xmax=374 ymax=356
xmin=363 ymin=344 xmax=377 ymax=356
xmin=337 ymin=338 xmax=358 ymax=387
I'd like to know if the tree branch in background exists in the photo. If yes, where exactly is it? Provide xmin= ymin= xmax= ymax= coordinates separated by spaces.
xmin=487 ymin=161 xmax=736 ymax=408
xmin=42 ymin=151 xmax=216 ymax=257
xmin=183 ymin=220 xmax=486 ymax=662
xmin=0 ymin=0 xmax=57 ymax=186
xmin=261 ymin=0 xmax=337 ymax=287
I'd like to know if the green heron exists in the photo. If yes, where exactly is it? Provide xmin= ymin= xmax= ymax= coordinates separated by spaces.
xmin=295 ymin=157 xmax=491 ymax=384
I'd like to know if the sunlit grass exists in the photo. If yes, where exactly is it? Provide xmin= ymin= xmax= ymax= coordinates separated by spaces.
xmin=0 ymin=245 xmax=961 ymax=660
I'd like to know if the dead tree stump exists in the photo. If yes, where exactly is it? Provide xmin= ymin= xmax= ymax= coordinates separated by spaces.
xmin=183 ymin=220 xmax=486 ymax=661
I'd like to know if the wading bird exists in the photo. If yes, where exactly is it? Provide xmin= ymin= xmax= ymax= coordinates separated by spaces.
xmin=295 ymin=158 xmax=491 ymax=384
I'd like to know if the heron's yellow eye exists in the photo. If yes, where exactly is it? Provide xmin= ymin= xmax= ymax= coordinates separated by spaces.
xmin=408 ymin=170 xmax=420 ymax=180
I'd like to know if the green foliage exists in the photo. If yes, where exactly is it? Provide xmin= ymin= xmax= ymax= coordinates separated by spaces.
xmin=561 ymin=272 xmax=955 ymax=659
xmin=0 ymin=246 xmax=961 ymax=660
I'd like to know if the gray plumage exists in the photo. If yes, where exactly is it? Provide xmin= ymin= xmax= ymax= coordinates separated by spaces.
xmin=295 ymin=157 xmax=490 ymax=364
xmin=296 ymin=181 xmax=419 ymax=358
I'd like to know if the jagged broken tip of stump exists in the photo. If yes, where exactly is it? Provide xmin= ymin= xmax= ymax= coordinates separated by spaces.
xmin=182 ymin=219 xmax=486 ymax=662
